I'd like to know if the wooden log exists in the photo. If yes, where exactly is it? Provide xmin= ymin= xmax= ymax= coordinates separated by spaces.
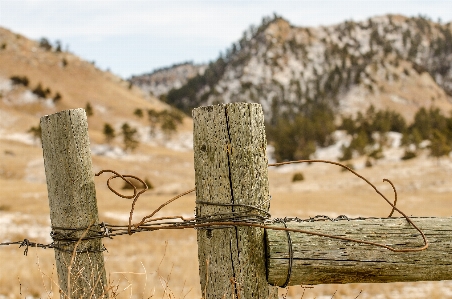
xmin=41 ymin=109 xmax=107 ymax=298
xmin=193 ymin=103 xmax=278 ymax=299
xmin=266 ymin=217 xmax=452 ymax=286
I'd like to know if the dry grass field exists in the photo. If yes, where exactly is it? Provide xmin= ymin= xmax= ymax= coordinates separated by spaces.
xmin=1 ymin=145 xmax=452 ymax=299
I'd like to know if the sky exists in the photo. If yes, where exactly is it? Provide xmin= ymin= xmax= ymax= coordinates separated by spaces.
xmin=1 ymin=1 xmax=451 ymax=79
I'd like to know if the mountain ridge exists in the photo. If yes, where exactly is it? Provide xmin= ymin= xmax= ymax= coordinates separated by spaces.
xmin=141 ymin=14 xmax=452 ymax=122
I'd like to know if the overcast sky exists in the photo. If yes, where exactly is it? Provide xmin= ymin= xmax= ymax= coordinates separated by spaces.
xmin=1 ymin=1 xmax=451 ymax=78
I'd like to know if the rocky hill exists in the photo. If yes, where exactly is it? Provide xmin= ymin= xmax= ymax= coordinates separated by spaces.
xmin=163 ymin=14 xmax=452 ymax=122
xmin=129 ymin=62 xmax=206 ymax=98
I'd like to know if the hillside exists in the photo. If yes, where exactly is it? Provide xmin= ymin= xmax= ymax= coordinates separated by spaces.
xmin=162 ymin=14 xmax=452 ymax=122
xmin=0 ymin=26 xmax=195 ymax=192
xmin=129 ymin=61 xmax=206 ymax=98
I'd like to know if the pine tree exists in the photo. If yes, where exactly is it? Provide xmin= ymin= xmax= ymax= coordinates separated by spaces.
xmin=430 ymin=129 xmax=451 ymax=163
xmin=121 ymin=122 xmax=139 ymax=151
xmin=103 ymin=123 xmax=115 ymax=144
xmin=28 ymin=124 xmax=42 ymax=144
xmin=85 ymin=102 xmax=94 ymax=117
xmin=134 ymin=108 xmax=143 ymax=118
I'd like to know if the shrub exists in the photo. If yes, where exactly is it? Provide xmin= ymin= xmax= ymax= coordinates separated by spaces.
xmin=292 ymin=172 xmax=305 ymax=182
xmin=401 ymin=149 xmax=417 ymax=160
xmin=103 ymin=123 xmax=115 ymax=143
xmin=430 ymin=129 xmax=451 ymax=159
xmin=32 ymin=83 xmax=47 ymax=98
xmin=134 ymin=108 xmax=143 ymax=118
xmin=122 ymin=177 xmax=153 ymax=190
xmin=53 ymin=92 xmax=62 ymax=103
xmin=145 ymin=178 xmax=154 ymax=189
xmin=121 ymin=122 xmax=139 ymax=151
xmin=122 ymin=177 xmax=145 ymax=189
xmin=28 ymin=124 xmax=42 ymax=143
xmin=85 ymin=102 xmax=94 ymax=117
xmin=55 ymin=40 xmax=62 ymax=52
xmin=368 ymin=147 xmax=384 ymax=160
xmin=10 ymin=75 xmax=29 ymax=87
xmin=39 ymin=37 xmax=52 ymax=51
xmin=339 ymin=145 xmax=353 ymax=161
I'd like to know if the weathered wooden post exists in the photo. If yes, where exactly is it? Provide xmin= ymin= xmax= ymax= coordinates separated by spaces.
xmin=266 ymin=217 xmax=452 ymax=286
xmin=41 ymin=109 xmax=107 ymax=298
xmin=193 ymin=103 xmax=278 ymax=299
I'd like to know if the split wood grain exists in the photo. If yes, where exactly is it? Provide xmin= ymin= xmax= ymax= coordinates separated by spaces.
xmin=266 ymin=217 xmax=452 ymax=286
xmin=193 ymin=103 xmax=278 ymax=299
xmin=41 ymin=108 xmax=107 ymax=298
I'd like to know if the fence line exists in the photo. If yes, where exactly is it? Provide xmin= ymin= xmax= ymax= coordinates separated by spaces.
xmin=0 ymin=160 xmax=429 ymax=255
xmin=3 ymin=104 xmax=451 ymax=299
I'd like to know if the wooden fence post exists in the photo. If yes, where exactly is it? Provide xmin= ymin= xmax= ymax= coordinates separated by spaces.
xmin=193 ymin=103 xmax=278 ymax=299
xmin=40 ymin=109 xmax=107 ymax=298
xmin=266 ymin=217 xmax=452 ymax=285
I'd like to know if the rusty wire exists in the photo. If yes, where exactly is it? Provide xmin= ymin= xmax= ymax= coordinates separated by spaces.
xmin=268 ymin=159 xmax=428 ymax=252
xmin=1 ymin=159 xmax=428 ymax=255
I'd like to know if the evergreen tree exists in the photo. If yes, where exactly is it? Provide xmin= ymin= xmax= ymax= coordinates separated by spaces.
xmin=85 ymin=102 xmax=94 ymax=117
xmin=103 ymin=123 xmax=115 ymax=144
xmin=134 ymin=108 xmax=143 ymax=118
xmin=121 ymin=123 xmax=139 ymax=152
xmin=53 ymin=92 xmax=62 ymax=103
xmin=28 ymin=124 xmax=42 ymax=144
xmin=147 ymin=109 xmax=160 ymax=136
xmin=430 ymin=129 xmax=451 ymax=162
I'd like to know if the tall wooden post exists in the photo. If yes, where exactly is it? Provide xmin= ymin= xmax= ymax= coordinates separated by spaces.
xmin=193 ymin=103 xmax=278 ymax=299
xmin=40 ymin=109 xmax=107 ymax=298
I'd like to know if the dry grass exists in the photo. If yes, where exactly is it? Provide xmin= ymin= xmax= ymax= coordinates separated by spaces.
xmin=2 ymin=154 xmax=452 ymax=298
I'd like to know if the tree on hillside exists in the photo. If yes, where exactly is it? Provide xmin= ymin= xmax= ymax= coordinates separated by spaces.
xmin=85 ymin=102 xmax=94 ymax=117
xmin=28 ymin=124 xmax=42 ymax=144
xmin=147 ymin=109 xmax=160 ymax=137
xmin=10 ymin=75 xmax=29 ymax=87
xmin=103 ymin=123 xmax=115 ymax=144
xmin=134 ymin=108 xmax=143 ymax=118
xmin=430 ymin=129 xmax=451 ymax=163
xmin=55 ymin=40 xmax=62 ymax=52
xmin=39 ymin=37 xmax=52 ymax=51
xmin=32 ymin=83 xmax=48 ymax=98
xmin=53 ymin=92 xmax=62 ymax=103
xmin=121 ymin=122 xmax=139 ymax=152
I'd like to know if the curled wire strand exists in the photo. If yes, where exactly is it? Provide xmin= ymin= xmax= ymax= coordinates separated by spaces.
xmin=95 ymin=169 xmax=149 ymax=235
xmin=385 ymin=178 xmax=398 ymax=217
xmin=268 ymin=159 xmax=428 ymax=252
xmin=95 ymin=161 xmax=428 ymax=253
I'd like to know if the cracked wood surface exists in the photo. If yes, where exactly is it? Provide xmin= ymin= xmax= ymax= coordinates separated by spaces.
xmin=41 ymin=109 xmax=107 ymax=298
xmin=193 ymin=103 xmax=277 ymax=299
xmin=266 ymin=217 xmax=452 ymax=286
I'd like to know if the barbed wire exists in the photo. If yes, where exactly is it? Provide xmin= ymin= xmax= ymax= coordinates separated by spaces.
xmin=0 ymin=159 xmax=429 ymax=256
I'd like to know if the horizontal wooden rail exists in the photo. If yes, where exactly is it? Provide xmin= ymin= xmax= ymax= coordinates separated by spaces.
xmin=266 ymin=217 xmax=452 ymax=286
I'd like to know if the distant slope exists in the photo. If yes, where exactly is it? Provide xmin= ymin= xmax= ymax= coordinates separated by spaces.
xmin=163 ymin=14 xmax=452 ymax=122
xmin=0 ymin=27 xmax=192 ymax=144
xmin=0 ymin=27 xmax=195 ymax=191
xmin=129 ymin=62 xmax=206 ymax=98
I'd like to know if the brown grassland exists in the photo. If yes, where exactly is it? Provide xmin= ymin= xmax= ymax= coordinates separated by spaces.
xmin=1 ymin=147 xmax=452 ymax=298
